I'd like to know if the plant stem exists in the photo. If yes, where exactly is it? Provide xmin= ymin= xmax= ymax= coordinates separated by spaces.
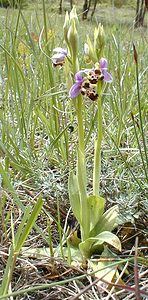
xmin=72 ymin=59 xmax=85 ymax=154
xmin=76 ymin=94 xmax=89 ymax=241
xmin=135 ymin=58 xmax=148 ymax=173
xmin=77 ymin=95 xmax=85 ymax=153
xmin=71 ymin=56 xmax=89 ymax=241
xmin=42 ymin=0 xmax=59 ymax=136
xmin=93 ymin=83 xmax=103 ymax=196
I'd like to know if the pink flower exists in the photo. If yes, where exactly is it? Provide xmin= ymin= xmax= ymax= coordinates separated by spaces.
xmin=51 ymin=47 xmax=67 ymax=67
xmin=69 ymin=71 xmax=85 ymax=98
xmin=69 ymin=58 xmax=112 ymax=100
xmin=99 ymin=58 xmax=113 ymax=83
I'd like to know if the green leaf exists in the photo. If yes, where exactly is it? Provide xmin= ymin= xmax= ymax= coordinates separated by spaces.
xmin=68 ymin=171 xmax=81 ymax=224
xmin=79 ymin=231 xmax=121 ymax=258
xmin=77 ymin=148 xmax=89 ymax=239
xmin=87 ymin=195 xmax=105 ymax=230
xmin=36 ymin=107 xmax=52 ymax=133
xmin=49 ymin=122 xmax=71 ymax=150
xmin=15 ymin=197 xmax=43 ymax=253
xmin=79 ymin=237 xmax=103 ymax=258
xmin=91 ymin=260 xmax=117 ymax=284
xmin=92 ymin=231 xmax=121 ymax=252
xmin=0 ymin=197 xmax=43 ymax=296
xmin=0 ymin=163 xmax=48 ymax=244
xmin=22 ymin=246 xmax=83 ymax=263
xmin=89 ymin=247 xmax=117 ymax=285
xmin=90 ymin=205 xmax=119 ymax=237
xmin=77 ymin=149 xmax=87 ymax=199
xmin=68 ymin=230 xmax=81 ymax=248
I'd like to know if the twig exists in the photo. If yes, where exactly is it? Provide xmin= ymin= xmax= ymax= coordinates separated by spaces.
xmin=105 ymin=248 xmax=133 ymax=300
xmin=70 ymin=268 xmax=116 ymax=300
xmin=134 ymin=237 xmax=141 ymax=300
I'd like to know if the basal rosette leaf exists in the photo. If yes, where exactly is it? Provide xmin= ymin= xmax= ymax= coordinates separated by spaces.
xmin=68 ymin=230 xmax=81 ymax=247
xmin=90 ymin=205 xmax=119 ymax=237
xmin=68 ymin=171 xmax=81 ymax=224
xmin=87 ymin=195 xmax=105 ymax=231
xmin=92 ymin=231 xmax=121 ymax=252
xmin=79 ymin=231 xmax=121 ymax=258
xmin=79 ymin=237 xmax=103 ymax=258
xmin=89 ymin=247 xmax=118 ymax=286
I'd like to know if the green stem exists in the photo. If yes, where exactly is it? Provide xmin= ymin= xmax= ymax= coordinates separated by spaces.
xmin=76 ymin=94 xmax=89 ymax=241
xmin=42 ymin=0 xmax=59 ymax=136
xmin=77 ymin=95 xmax=85 ymax=153
xmin=93 ymin=83 xmax=103 ymax=196
xmin=0 ymin=246 xmax=16 ymax=295
xmin=135 ymin=59 xmax=148 ymax=172
xmin=71 ymin=56 xmax=89 ymax=241
xmin=71 ymin=58 xmax=84 ymax=153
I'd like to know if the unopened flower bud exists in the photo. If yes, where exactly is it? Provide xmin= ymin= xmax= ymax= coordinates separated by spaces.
xmin=63 ymin=11 xmax=70 ymax=47
xmin=67 ymin=19 xmax=78 ymax=60
xmin=70 ymin=6 xmax=78 ymax=25
xmin=94 ymin=24 xmax=105 ymax=60
xmin=84 ymin=36 xmax=97 ymax=63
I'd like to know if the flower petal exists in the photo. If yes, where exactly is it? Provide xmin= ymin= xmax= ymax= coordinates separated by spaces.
xmin=51 ymin=53 xmax=66 ymax=64
xmin=102 ymin=70 xmax=113 ymax=83
xmin=74 ymin=71 xmax=84 ymax=83
xmin=53 ymin=47 xmax=67 ymax=55
xmin=69 ymin=83 xmax=81 ymax=98
xmin=100 ymin=58 xmax=108 ymax=70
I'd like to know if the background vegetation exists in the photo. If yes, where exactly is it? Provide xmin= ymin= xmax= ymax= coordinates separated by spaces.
xmin=0 ymin=0 xmax=147 ymax=299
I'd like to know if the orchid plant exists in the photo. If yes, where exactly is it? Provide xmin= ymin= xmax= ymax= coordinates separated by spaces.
xmin=51 ymin=7 xmax=121 ymax=274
